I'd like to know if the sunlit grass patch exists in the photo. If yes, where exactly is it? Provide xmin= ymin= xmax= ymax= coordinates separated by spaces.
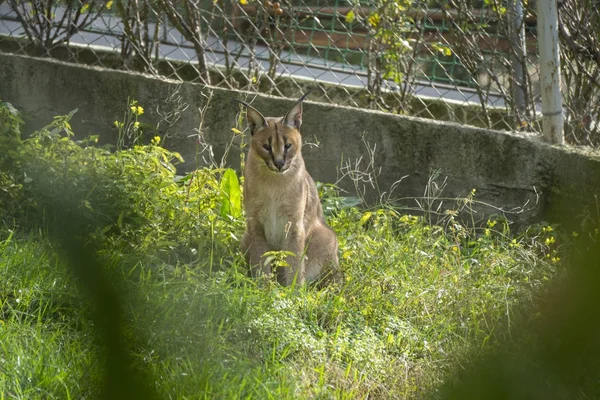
xmin=0 ymin=233 xmax=99 ymax=399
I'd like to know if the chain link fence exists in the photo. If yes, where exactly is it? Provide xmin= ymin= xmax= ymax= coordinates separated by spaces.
xmin=0 ymin=0 xmax=596 ymax=146
xmin=557 ymin=0 xmax=600 ymax=147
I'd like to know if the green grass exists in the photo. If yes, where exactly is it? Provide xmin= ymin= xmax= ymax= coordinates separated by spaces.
xmin=0 ymin=231 xmax=99 ymax=399
xmin=0 ymin=100 xmax=585 ymax=399
xmin=0 ymin=207 xmax=561 ymax=399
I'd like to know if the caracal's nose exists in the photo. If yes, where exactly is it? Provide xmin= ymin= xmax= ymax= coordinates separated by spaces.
xmin=274 ymin=159 xmax=285 ymax=170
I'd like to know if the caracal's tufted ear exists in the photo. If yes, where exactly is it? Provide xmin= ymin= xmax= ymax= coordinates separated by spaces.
xmin=283 ymin=91 xmax=311 ymax=130
xmin=231 ymin=99 xmax=267 ymax=135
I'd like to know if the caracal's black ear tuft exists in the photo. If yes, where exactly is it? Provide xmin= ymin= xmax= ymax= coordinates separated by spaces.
xmin=231 ymin=99 xmax=267 ymax=135
xmin=283 ymin=91 xmax=311 ymax=130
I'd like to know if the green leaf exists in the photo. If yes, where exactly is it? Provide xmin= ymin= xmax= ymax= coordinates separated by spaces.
xmin=174 ymin=174 xmax=193 ymax=184
xmin=1 ymin=102 xmax=22 ymax=120
xmin=219 ymin=168 xmax=242 ymax=219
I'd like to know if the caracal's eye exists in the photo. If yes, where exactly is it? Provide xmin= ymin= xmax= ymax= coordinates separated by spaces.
xmin=284 ymin=143 xmax=291 ymax=151
xmin=263 ymin=144 xmax=272 ymax=152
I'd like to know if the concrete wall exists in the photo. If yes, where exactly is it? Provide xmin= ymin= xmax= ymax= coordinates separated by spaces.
xmin=1 ymin=53 xmax=600 ymax=229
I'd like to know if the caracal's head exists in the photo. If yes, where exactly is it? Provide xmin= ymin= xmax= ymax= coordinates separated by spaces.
xmin=233 ymin=93 xmax=310 ymax=174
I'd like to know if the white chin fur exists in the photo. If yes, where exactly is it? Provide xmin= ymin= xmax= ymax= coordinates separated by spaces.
xmin=265 ymin=163 xmax=289 ymax=174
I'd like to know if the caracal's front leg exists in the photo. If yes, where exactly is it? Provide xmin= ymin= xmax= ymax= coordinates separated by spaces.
xmin=279 ymin=223 xmax=306 ymax=286
xmin=241 ymin=228 xmax=272 ymax=278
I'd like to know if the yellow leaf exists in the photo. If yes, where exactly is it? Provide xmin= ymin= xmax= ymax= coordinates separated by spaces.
xmin=239 ymin=0 xmax=248 ymax=4
xmin=359 ymin=211 xmax=372 ymax=227
xmin=231 ymin=128 xmax=243 ymax=135
xmin=345 ymin=10 xmax=355 ymax=23
xmin=368 ymin=13 xmax=380 ymax=28
xmin=387 ymin=333 xmax=395 ymax=345
xmin=106 ymin=0 xmax=113 ymax=9
xmin=130 ymin=105 xmax=144 ymax=116
xmin=444 ymin=47 xmax=452 ymax=56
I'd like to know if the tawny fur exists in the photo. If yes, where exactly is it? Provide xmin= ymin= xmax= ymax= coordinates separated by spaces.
xmin=235 ymin=95 xmax=340 ymax=286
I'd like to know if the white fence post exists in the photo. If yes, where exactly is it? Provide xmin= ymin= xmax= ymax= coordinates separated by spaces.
xmin=510 ymin=0 xmax=526 ymax=116
xmin=537 ymin=0 xmax=564 ymax=144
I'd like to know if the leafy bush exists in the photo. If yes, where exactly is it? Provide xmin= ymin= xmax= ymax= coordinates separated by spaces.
xmin=0 ymin=101 xmax=243 ymax=267
xmin=0 ymin=102 xmax=26 ymax=220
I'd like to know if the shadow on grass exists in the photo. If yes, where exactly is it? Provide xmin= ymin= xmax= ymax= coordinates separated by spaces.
xmin=434 ymin=216 xmax=600 ymax=399
xmin=46 ymin=196 xmax=161 ymax=400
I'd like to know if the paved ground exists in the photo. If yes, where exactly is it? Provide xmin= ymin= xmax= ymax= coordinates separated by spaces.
xmin=0 ymin=3 xmax=509 ymax=107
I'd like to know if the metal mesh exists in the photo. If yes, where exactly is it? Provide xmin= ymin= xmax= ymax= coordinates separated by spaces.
xmin=0 ymin=1 xmax=546 ymax=134
xmin=557 ymin=0 xmax=600 ymax=147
